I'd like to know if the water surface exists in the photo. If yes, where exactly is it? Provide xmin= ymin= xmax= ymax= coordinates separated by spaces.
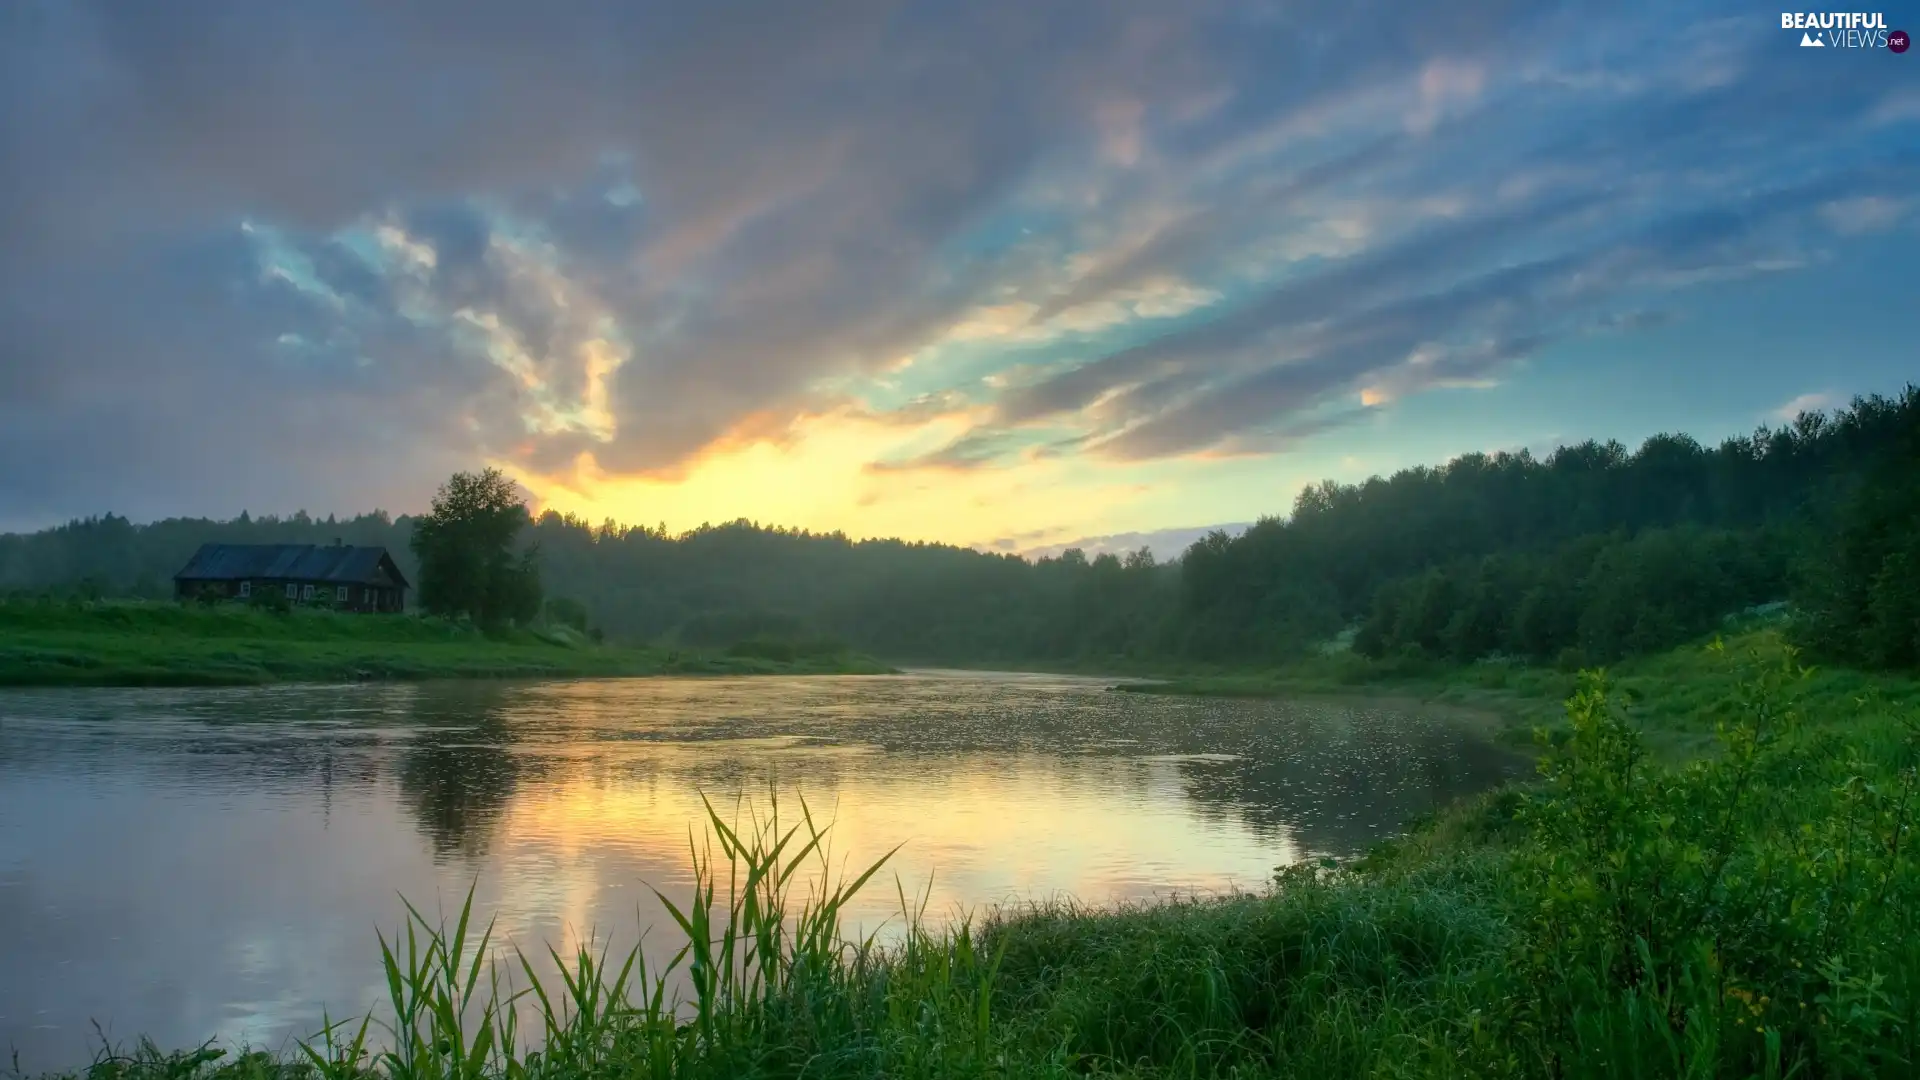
xmin=0 ymin=671 xmax=1525 ymax=1068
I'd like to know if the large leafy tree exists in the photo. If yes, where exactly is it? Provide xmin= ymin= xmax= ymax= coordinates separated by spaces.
xmin=410 ymin=469 xmax=542 ymax=626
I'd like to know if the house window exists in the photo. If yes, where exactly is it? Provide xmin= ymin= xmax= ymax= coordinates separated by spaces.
xmin=302 ymin=585 xmax=315 ymax=601
xmin=285 ymin=583 xmax=298 ymax=599
xmin=336 ymin=586 xmax=348 ymax=602
xmin=239 ymin=582 xmax=251 ymax=598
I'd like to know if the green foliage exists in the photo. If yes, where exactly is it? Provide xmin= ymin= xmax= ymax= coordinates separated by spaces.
xmin=3 ymin=386 xmax=1916 ymax=671
xmin=34 ymin=648 xmax=1920 ymax=1078
xmin=541 ymin=597 xmax=590 ymax=634
xmin=1505 ymin=644 xmax=1920 ymax=1076
xmin=247 ymin=586 xmax=293 ymax=615
xmin=21 ymin=643 xmax=1920 ymax=1077
xmin=411 ymin=470 xmax=543 ymax=627
xmin=1794 ymin=409 xmax=1920 ymax=669
xmin=0 ymin=600 xmax=893 ymax=686
xmin=1357 ymin=527 xmax=1793 ymax=666
xmin=1188 ymin=389 xmax=1915 ymax=667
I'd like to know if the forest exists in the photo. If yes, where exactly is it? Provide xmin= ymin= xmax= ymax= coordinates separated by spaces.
xmin=3 ymin=384 xmax=1916 ymax=673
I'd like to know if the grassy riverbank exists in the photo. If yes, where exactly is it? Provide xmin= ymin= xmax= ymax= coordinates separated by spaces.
xmin=0 ymin=601 xmax=894 ymax=687
xmin=26 ymin=633 xmax=1920 ymax=1078
xmin=1123 ymin=625 xmax=1920 ymax=758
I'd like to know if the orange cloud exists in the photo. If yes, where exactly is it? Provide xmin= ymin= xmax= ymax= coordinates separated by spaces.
xmin=495 ymin=403 xmax=1149 ymax=546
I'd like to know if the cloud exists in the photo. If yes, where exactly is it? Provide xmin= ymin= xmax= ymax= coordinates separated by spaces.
xmin=1404 ymin=60 xmax=1486 ymax=135
xmin=1011 ymin=522 xmax=1254 ymax=563
xmin=0 ymin=0 xmax=1912 ymax=532
xmin=977 ymin=161 xmax=1911 ymax=462
xmin=1769 ymin=392 xmax=1834 ymax=422
xmin=4 ymin=1 xmax=1193 ymax=515
xmin=993 ymin=191 xmax=1617 ymax=427
xmin=1589 ymin=309 xmax=1678 ymax=334
xmin=865 ymin=431 xmax=1024 ymax=474
xmin=1819 ymin=196 xmax=1910 ymax=235
xmin=935 ymin=279 xmax=1222 ymax=347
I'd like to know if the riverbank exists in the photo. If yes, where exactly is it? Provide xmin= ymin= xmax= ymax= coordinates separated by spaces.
xmin=23 ymin=633 xmax=1920 ymax=1078
xmin=0 ymin=601 xmax=894 ymax=687
xmin=1120 ymin=627 xmax=1920 ymax=759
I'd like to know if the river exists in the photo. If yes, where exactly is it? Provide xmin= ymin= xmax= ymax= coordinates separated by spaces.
xmin=0 ymin=671 xmax=1526 ymax=1068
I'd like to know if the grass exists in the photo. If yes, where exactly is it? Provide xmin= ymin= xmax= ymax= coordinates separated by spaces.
xmin=1121 ymin=625 xmax=1920 ymax=760
xmin=0 ymin=600 xmax=895 ymax=687
xmin=17 ymin=637 xmax=1920 ymax=1078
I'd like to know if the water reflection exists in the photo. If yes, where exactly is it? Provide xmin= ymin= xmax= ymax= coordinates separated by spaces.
xmin=395 ymin=684 xmax=521 ymax=861
xmin=0 ymin=673 xmax=1525 ymax=1069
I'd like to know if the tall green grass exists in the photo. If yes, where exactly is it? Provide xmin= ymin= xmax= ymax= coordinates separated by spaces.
xmin=1128 ymin=626 xmax=1920 ymax=759
xmin=23 ymin=639 xmax=1920 ymax=1078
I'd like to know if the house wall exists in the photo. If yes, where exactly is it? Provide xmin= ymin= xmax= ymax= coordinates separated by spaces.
xmin=174 ymin=578 xmax=404 ymax=612
xmin=175 ymin=579 xmax=242 ymax=601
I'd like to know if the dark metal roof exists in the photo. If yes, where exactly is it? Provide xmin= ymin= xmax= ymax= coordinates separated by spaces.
xmin=173 ymin=544 xmax=410 ymax=588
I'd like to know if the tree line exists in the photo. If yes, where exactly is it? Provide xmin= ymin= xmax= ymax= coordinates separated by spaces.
xmin=4 ymin=385 xmax=1914 ymax=671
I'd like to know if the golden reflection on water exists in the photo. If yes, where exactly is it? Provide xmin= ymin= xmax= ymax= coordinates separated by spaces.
xmin=482 ymin=745 xmax=1305 ymax=959
xmin=0 ymin=672 xmax=1523 ymax=1068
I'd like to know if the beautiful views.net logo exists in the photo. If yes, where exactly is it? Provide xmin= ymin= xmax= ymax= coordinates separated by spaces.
xmin=1781 ymin=11 xmax=1909 ymax=50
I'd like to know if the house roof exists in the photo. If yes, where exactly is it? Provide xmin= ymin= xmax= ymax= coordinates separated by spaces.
xmin=173 ymin=544 xmax=410 ymax=588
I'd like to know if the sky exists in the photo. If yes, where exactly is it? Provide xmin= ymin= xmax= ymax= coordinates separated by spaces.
xmin=2 ymin=2 xmax=1916 ymax=557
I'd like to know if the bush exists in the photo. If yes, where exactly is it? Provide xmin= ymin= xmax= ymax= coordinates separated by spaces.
xmin=544 ymin=596 xmax=590 ymax=633
xmin=1508 ymin=645 xmax=1920 ymax=1075
xmin=247 ymin=586 xmax=291 ymax=615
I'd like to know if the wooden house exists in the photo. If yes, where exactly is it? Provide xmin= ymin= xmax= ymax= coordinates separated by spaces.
xmin=173 ymin=542 xmax=409 ymax=612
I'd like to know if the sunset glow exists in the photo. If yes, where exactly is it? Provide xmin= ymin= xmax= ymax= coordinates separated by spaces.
xmin=3 ymin=4 xmax=1913 ymax=554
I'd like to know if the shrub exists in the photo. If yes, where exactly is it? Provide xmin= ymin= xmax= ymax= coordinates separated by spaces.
xmin=543 ymin=596 xmax=590 ymax=633
xmin=247 ymin=586 xmax=292 ymax=615
xmin=1509 ymin=644 xmax=1920 ymax=1076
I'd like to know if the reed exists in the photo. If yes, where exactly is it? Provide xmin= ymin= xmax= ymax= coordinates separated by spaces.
xmin=279 ymin=790 xmax=1004 ymax=1080
xmin=21 ymin=638 xmax=1920 ymax=1078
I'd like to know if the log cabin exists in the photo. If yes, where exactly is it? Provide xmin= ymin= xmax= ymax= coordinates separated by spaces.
xmin=173 ymin=541 xmax=409 ymax=612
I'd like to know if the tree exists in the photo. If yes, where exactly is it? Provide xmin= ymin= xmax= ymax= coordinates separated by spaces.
xmin=411 ymin=469 xmax=543 ymax=625
xmin=544 ymin=596 xmax=591 ymax=633
xmin=3 ymin=385 xmax=1916 ymax=668
xmin=1794 ymin=410 xmax=1920 ymax=669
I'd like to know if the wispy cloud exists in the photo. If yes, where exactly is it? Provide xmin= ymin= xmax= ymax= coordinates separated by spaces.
xmin=0 ymin=0 xmax=1913 ymax=534
xmin=1009 ymin=522 xmax=1255 ymax=563
xmin=1819 ymin=196 xmax=1910 ymax=235
xmin=1769 ymin=392 xmax=1834 ymax=422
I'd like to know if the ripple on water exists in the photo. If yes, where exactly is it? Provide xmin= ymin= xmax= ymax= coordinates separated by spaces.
xmin=0 ymin=672 xmax=1526 ymax=1071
